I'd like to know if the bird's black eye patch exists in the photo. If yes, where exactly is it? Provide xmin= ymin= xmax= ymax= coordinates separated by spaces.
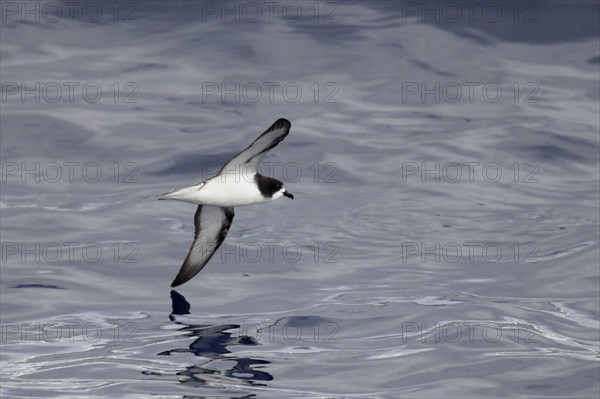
xmin=254 ymin=174 xmax=283 ymax=198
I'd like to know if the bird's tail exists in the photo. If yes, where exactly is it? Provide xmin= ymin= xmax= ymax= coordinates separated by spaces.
xmin=158 ymin=190 xmax=177 ymax=200
xmin=158 ymin=183 xmax=203 ymax=201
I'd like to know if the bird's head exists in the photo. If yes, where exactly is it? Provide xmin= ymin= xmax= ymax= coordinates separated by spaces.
xmin=255 ymin=174 xmax=294 ymax=200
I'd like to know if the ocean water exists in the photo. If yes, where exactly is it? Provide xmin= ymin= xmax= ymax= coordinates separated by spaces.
xmin=1 ymin=1 xmax=599 ymax=398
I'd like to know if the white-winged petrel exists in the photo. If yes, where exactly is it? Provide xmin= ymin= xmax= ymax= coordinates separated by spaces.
xmin=159 ymin=119 xmax=294 ymax=287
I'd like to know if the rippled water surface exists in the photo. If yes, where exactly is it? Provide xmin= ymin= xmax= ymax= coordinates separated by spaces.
xmin=1 ymin=1 xmax=599 ymax=398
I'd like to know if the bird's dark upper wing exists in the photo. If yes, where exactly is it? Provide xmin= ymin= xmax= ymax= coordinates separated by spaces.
xmin=171 ymin=205 xmax=234 ymax=287
xmin=218 ymin=118 xmax=291 ymax=175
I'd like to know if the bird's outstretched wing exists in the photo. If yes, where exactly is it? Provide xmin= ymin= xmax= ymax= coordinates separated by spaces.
xmin=218 ymin=118 xmax=291 ymax=175
xmin=171 ymin=205 xmax=234 ymax=287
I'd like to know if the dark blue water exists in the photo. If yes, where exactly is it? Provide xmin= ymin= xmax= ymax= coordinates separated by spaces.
xmin=1 ymin=1 xmax=599 ymax=397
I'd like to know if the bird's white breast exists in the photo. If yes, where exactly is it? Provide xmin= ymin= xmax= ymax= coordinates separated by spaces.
xmin=181 ymin=173 xmax=267 ymax=207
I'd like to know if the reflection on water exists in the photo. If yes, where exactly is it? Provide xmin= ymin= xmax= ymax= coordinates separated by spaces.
xmin=154 ymin=291 xmax=273 ymax=389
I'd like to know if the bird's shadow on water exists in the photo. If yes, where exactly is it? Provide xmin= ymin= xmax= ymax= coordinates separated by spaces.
xmin=154 ymin=290 xmax=273 ymax=393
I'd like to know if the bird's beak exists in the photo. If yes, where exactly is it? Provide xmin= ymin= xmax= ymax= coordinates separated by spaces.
xmin=283 ymin=190 xmax=294 ymax=199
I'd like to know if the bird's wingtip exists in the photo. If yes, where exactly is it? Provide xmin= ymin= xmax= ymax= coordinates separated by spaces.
xmin=171 ymin=273 xmax=187 ymax=287
xmin=274 ymin=118 xmax=291 ymax=129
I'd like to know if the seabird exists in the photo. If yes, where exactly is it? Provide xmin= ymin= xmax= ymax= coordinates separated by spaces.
xmin=159 ymin=118 xmax=294 ymax=287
